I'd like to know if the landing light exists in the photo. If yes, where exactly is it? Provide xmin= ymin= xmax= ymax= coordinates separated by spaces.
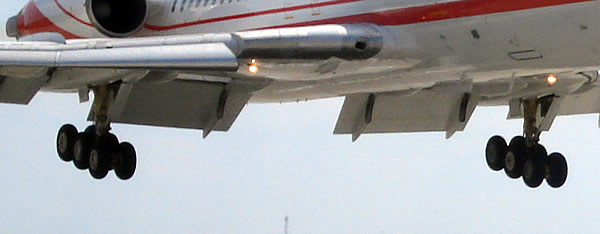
xmin=248 ymin=59 xmax=259 ymax=74
xmin=546 ymin=74 xmax=558 ymax=86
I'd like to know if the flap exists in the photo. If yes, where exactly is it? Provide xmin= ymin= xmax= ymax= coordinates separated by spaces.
xmin=557 ymin=85 xmax=600 ymax=115
xmin=0 ymin=76 xmax=46 ymax=104
xmin=334 ymin=82 xmax=479 ymax=139
xmin=99 ymin=79 xmax=264 ymax=135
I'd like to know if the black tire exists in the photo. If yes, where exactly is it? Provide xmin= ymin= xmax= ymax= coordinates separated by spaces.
xmin=88 ymin=134 xmax=118 ymax=179
xmin=546 ymin=153 xmax=568 ymax=188
xmin=84 ymin=125 xmax=97 ymax=135
xmin=56 ymin=124 xmax=78 ymax=162
xmin=104 ymin=134 xmax=119 ymax=171
xmin=88 ymin=146 xmax=110 ymax=179
xmin=115 ymin=142 xmax=137 ymax=180
xmin=522 ymin=144 xmax=547 ymax=188
xmin=504 ymin=136 xmax=526 ymax=179
xmin=104 ymin=133 xmax=119 ymax=149
xmin=73 ymin=133 xmax=94 ymax=170
xmin=486 ymin=136 xmax=507 ymax=171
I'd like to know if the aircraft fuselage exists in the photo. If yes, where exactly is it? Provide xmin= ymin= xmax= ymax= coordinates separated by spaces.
xmin=10 ymin=0 xmax=600 ymax=103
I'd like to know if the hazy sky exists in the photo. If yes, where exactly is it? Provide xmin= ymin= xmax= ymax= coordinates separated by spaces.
xmin=2 ymin=1 xmax=600 ymax=233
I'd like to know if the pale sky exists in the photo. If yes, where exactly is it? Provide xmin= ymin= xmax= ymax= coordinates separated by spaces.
xmin=1 ymin=1 xmax=600 ymax=233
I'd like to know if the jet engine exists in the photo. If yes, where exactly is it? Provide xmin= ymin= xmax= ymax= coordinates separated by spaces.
xmin=85 ymin=0 xmax=163 ymax=38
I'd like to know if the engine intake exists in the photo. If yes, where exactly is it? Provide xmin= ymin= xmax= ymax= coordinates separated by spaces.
xmin=85 ymin=0 xmax=148 ymax=37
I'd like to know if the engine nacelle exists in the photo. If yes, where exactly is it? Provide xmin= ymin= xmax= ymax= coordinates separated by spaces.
xmin=85 ymin=0 xmax=163 ymax=38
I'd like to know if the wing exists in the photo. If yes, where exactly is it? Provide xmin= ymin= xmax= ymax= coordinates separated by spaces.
xmin=0 ymin=24 xmax=382 ymax=135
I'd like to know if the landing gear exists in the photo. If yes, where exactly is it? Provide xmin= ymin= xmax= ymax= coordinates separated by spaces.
xmin=54 ymin=85 xmax=137 ymax=180
xmin=62 ymin=125 xmax=136 ymax=180
xmin=484 ymin=97 xmax=568 ymax=188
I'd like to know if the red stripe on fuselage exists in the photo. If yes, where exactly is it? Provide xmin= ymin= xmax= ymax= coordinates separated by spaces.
xmin=145 ymin=0 xmax=591 ymax=31
xmin=19 ymin=0 xmax=81 ymax=39
xmin=144 ymin=0 xmax=360 ymax=31
xmin=23 ymin=0 xmax=593 ymax=38
xmin=53 ymin=0 xmax=94 ymax=27
xmin=264 ymin=0 xmax=592 ymax=28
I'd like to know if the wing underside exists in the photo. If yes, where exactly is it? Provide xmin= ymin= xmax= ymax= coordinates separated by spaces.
xmin=0 ymin=24 xmax=383 ymax=135
xmin=334 ymin=75 xmax=600 ymax=140
xmin=96 ymin=79 xmax=267 ymax=137
xmin=1 ymin=25 xmax=600 ymax=138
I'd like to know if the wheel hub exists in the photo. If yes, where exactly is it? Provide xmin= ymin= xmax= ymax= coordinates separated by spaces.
xmin=505 ymin=152 xmax=515 ymax=170
xmin=523 ymin=162 xmax=533 ymax=178
xmin=90 ymin=150 xmax=99 ymax=170
xmin=74 ymin=141 xmax=83 ymax=161
xmin=58 ymin=133 xmax=68 ymax=153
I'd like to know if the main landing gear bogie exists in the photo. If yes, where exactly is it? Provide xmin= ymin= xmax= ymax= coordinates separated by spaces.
xmin=485 ymin=96 xmax=568 ymax=188
xmin=56 ymin=124 xmax=137 ymax=180
xmin=485 ymin=135 xmax=568 ymax=188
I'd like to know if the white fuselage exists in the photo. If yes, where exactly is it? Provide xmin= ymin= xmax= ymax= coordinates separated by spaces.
xmin=16 ymin=0 xmax=600 ymax=103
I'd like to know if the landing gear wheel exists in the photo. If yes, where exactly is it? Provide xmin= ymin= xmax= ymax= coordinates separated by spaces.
xmin=88 ymin=146 xmax=110 ymax=179
xmin=103 ymin=133 xmax=119 ymax=155
xmin=486 ymin=136 xmax=507 ymax=171
xmin=114 ymin=142 xmax=137 ymax=180
xmin=504 ymin=136 xmax=526 ymax=179
xmin=73 ymin=132 xmax=94 ymax=170
xmin=546 ymin=153 xmax=568 ymax=188
xmin=88 ymin=135 xmax=118 ymax=179
xmin=57 ymin=124 xmax=78 ymax=162
xmin=84 ymin=125 xmax=96 ymax=135
xmin=522 ymin=144 xmax=547 ymax=188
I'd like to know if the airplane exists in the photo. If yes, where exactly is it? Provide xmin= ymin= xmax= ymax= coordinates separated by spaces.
xmin=1 ymin=0 xmax=595 ymax=188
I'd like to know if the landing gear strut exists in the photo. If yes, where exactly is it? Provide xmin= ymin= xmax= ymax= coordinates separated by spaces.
xmin=55 ymin=85 xmax=137 ymax=180
xmin=485 ymin=97 xmax=568 ymax=188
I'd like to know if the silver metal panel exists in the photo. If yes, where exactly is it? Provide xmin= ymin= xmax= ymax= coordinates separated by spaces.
xmin=236 ymin=24 xmax=383 ymax=60
xmin=0 ymin=50 xmax=58 ymax=67
xmin=57 ymin=43 xmax=239 ymax=70
xmin=19 ymin=32 xmax=67 ymax=44
xmin=0 ymin=24 xmax=383 ymax=66
xmin=0 ymin=42 xmax=239 ymax=70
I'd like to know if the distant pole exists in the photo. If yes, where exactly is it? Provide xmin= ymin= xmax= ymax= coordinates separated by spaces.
xmin=284 ymin=216 xmax=289 ymax=234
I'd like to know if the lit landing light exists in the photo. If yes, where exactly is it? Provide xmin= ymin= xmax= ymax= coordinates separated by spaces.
xmin=248 ymin=59 xmax=259 ymax=74
xmin=546 ymin=74 xmax=558 ymax=86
